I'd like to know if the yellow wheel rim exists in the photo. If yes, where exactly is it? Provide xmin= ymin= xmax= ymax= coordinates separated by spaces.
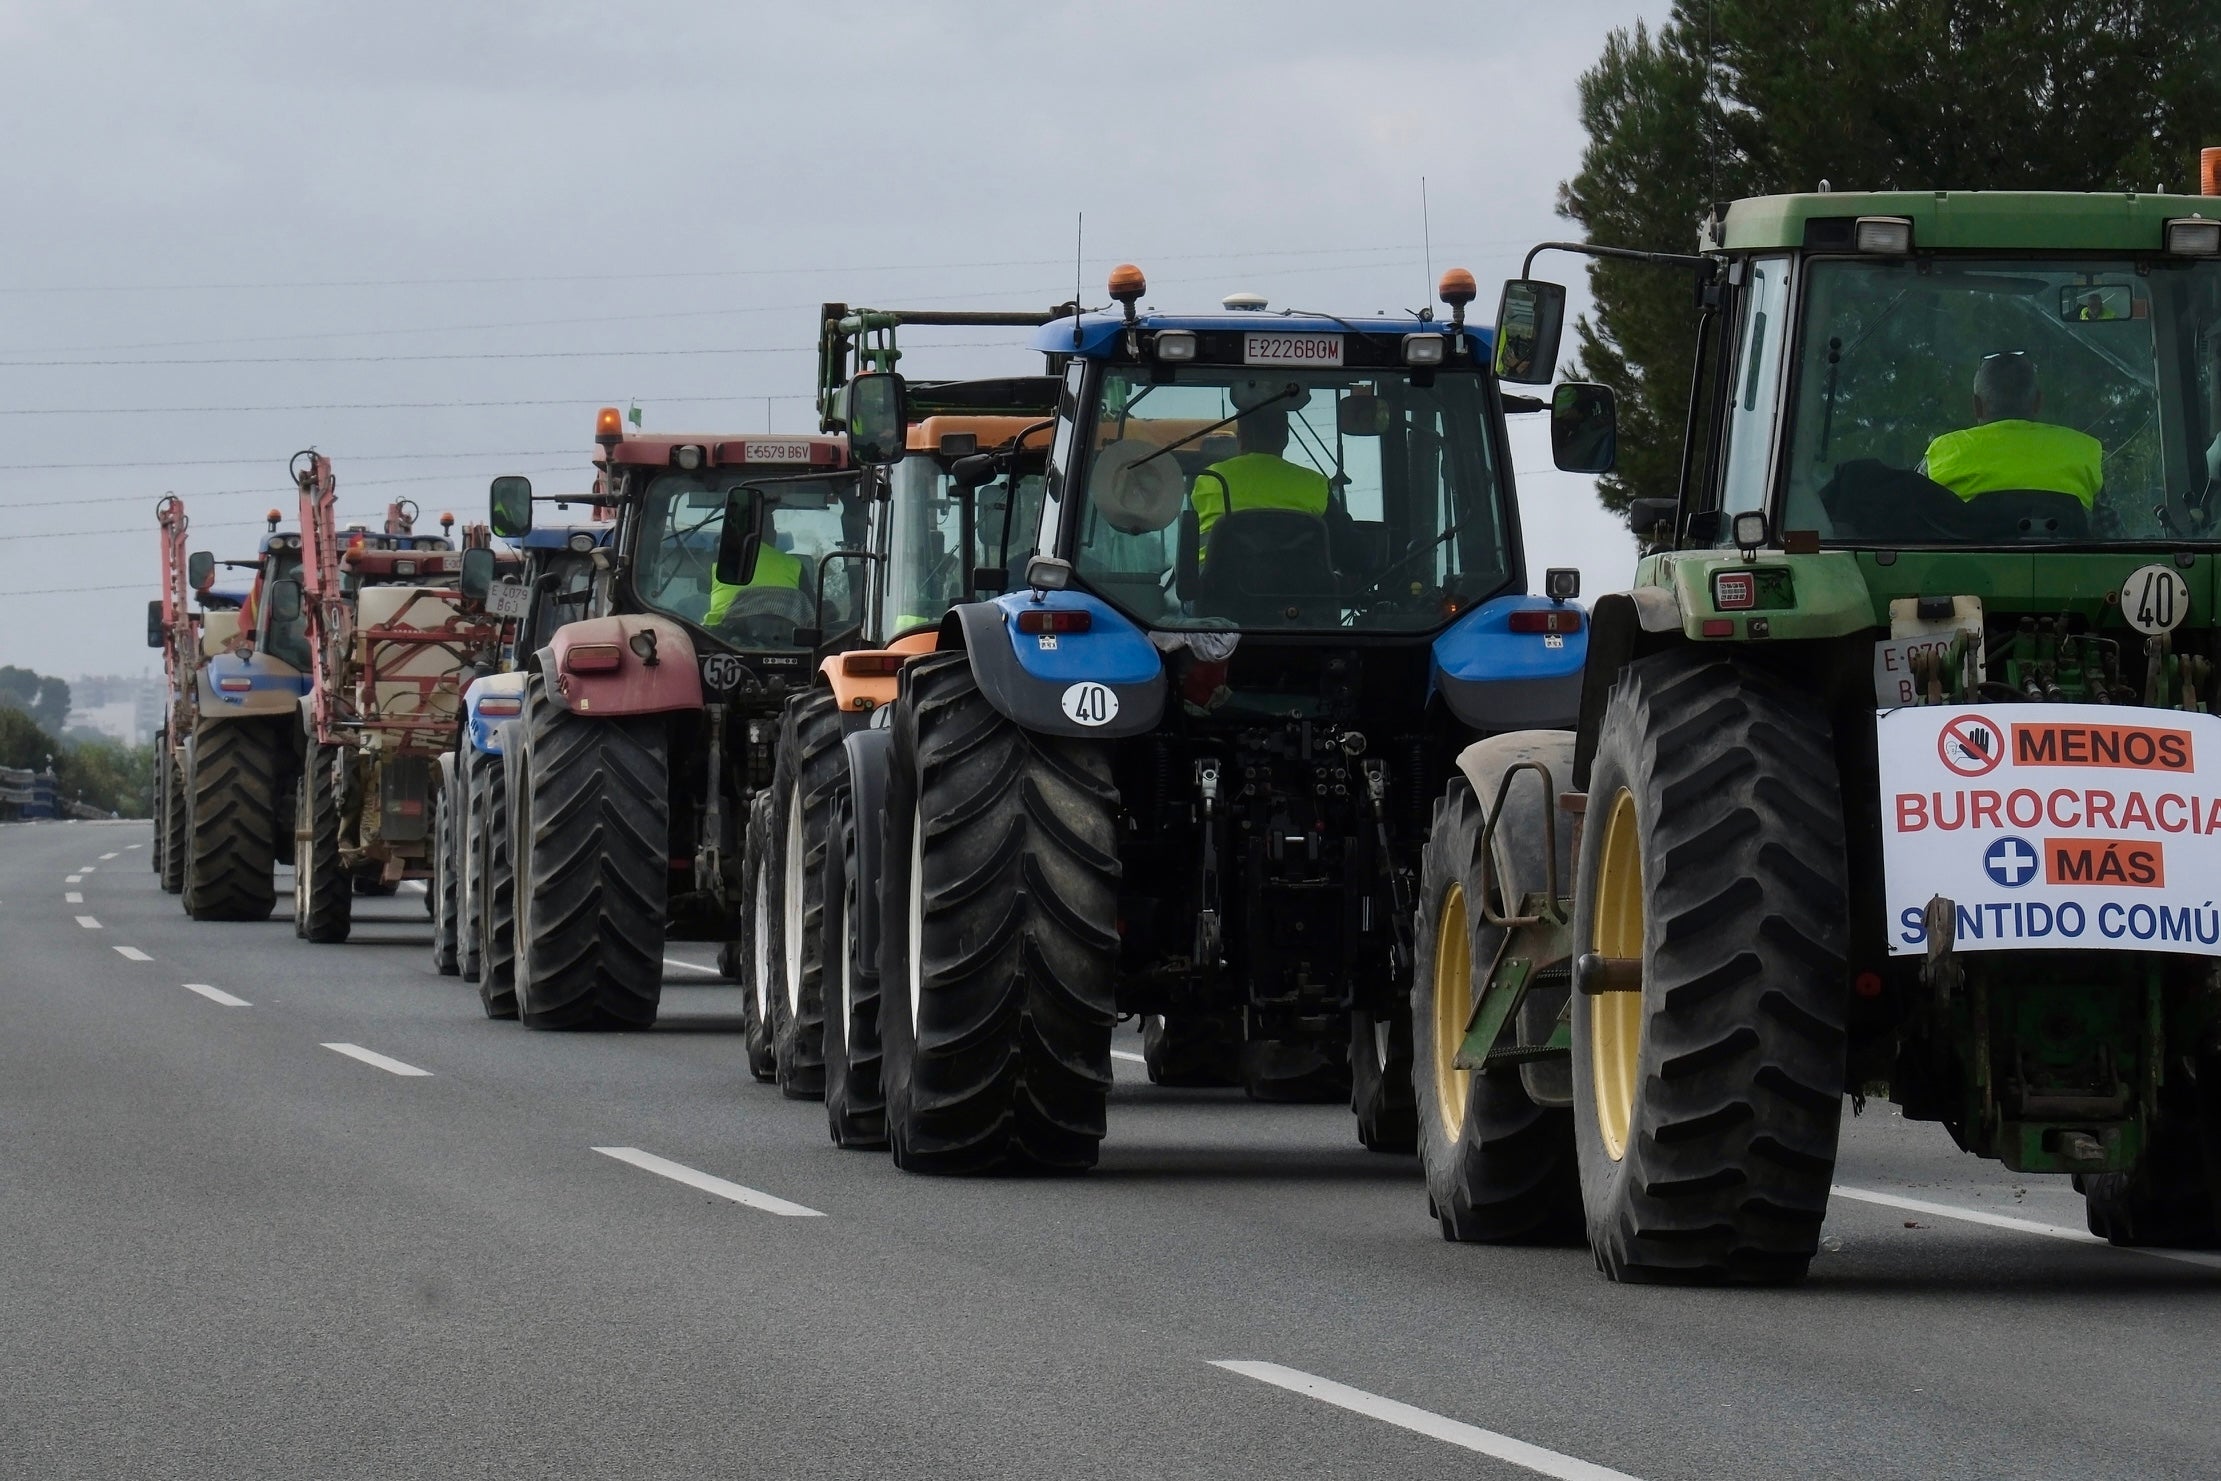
xmin=1589 ymin=788 xmax=1645 ymax=1162
xmin=1431 ymin=881 xmax=1473 ymax=1141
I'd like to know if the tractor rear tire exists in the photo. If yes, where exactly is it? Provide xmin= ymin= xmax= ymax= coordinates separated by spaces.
xmin=1414 ymin=735 xmax=1583 ymax=1243
xmin=475 ymin=746 xmax=518 ymax=1019
xmin=160 ymin=748 xmax=188 ymax=895
xmin=823 ymin=789 xmax=886 ymax=1147
xmin=183 ymin=718 xmax=281 ymax=922
xmin=295 ymin=744 xmax=353 ymax=943
xmin=880 ymin=652 xmax=1119 ymax=1174
xmin=458 ymin=751 xmax=489 ymax=984
xmin=739 ymin=792 xmax=778 ymax=1081
xmin=2084 ymin=1065 xmax=2221 ymax=1247
xmin=513 ymin=684 xmax=669 ymax=1031
xmin=430 ymin=771 xmax=460 ymax=976
xmin=1570 ymin=653 xmax=1848 ymax=1285
xmin=1139 ymin=1013 xmax=1240 ymax=1087
xmin=768 ymin=691 xmax=844 ymax=1100
xmin=1351 ymin=1005 xmax=1419 ymax=1154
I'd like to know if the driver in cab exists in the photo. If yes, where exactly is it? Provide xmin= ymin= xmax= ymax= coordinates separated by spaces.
xmin=704 ymin=532 xmax=803 ymax=627
xmin=1920 ymin=351 xmax=2102 ymax=506
xmin=1191 ymin=393 xmax=1330 ymax=544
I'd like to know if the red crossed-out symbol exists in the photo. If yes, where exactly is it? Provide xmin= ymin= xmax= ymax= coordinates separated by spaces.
xmin=1938 ymin=713 xmax=2004 ymax=778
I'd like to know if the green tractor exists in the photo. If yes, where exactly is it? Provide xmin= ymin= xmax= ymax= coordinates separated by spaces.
xmin=1422 ymin=182 xmax=2221 ymax=1283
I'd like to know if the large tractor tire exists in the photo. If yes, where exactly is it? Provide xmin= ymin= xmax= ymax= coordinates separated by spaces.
xmin=1414 ymin=733 xmax=1583 ymax=1243
xmin=1139 ymin=1013 xmax=1241 ymax=1087
xmin=1350 ymin=1004 xmax=1419 ymax=1155
xmin=768 ymin=690 xmax=845 ymax=1100
xmin=512 ymin=684 xmax=670 ymax=1031
xmin=294 ymin=744 xmax=353 ymax=943
xmin=182 ymin=717 xmax=281 ymax=922
xmin=159 ymin=747 xmax=188 ymax=895
xmin=458 ymin=750 xmax=491 ymax=984
xmin=1569 ymin=653 xmax=1848 ymax=1285
xmin=879 ymin=652 xmax=1120 ymax=1174
xmin=823 ymin=787 xmax=886 ymax=1147
xmin=2083 ymin=1065 xmax=2221 ymax=1247
xmin=474 ymin=746 xmax=519 ymax=1020
xmin=430 ymin=769 xmax=461 ymax=976
xmin=739 ymin=792 xmax=778 ymax=1081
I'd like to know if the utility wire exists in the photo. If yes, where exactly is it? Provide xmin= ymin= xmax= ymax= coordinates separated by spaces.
xmin=0 ymin=390 xmax=844 ymax=418
xmin=2 ymin=465 xmax=581 ymax=512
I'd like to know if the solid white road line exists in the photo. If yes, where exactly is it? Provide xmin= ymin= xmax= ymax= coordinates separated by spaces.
xmin=64 ymin=892 xmax=81 ymax=904
xmin=114 ymin=947 xmax=153 ymax=962
xmin=98 ymin=852 xmax=118 ymax=860
xmin=662 ymin=957 xmax=722 ymax=975
xmin=1212 ymin=1362 xmax=1641 ymax=1481
xmin=64 ymin=874 xmax=82 ymax=884
xmin=592 ymin=1147 xmax=824 ymax=1217
xmin=321 ymin=1043 xmax=432 ymax=1077
xmin=399 ymin=879 xmax=428 ymax=894
xmin=183 ymin=983 xmax=250 ymax=1007
xmin=1832 ymin=1185 xmax=2221 ymax=1270
xmin=1110 ymin=1049 xmax=1148 ymax=1065
xmin=75 ymin=915 xmax=100 ymax=929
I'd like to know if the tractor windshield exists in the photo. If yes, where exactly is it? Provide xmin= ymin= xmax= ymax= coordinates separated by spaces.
xmin=631 ymin=470 xmax=868 ymax=648
xmin=1069 ymin=365 xmax=1513 ymax=631
xmin=259 ymin=550 xmax=311 ymax=671
xmin=884 ymin=453 xmax=1045 ymax=637
xmin=1774 ymin=256 xmax=2221 ymax=545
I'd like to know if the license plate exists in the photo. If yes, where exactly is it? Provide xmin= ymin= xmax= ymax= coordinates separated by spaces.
xmin=1243 ymin=333 xmax=1342 ymax=368
xmin=739 ymin=439 xmax=814 ymax=464
xmin=485 ymin=580 xmax=532 ymax=619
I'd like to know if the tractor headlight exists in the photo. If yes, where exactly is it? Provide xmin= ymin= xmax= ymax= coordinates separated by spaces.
xmin=2165 ymin=218 xmax=2221 ymax=256
xmin=1152 ymin=330 xmax=1198 ymax=362
xmin=1401 ymin=333 xmax=1447 ymax=366
xmin=1854 ymin=216 xmax=1914 ymax=254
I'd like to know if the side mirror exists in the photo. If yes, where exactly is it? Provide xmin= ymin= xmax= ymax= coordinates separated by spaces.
xmin=970 ymin=565 xmax=1008 ymax=597
xmin=1493 ymin=279 xmax=1567 ymax=385
xmin=187 ymin=550 xmax=215 ymax=591
xmin=950 ymin=452 xmax=998 ymax=490
xmin=267 ymin=578 xmax=303 ymax=623
xmin=845 ymin=372 xmax=909 ymax=467
xmin=457 ymin=546 xmax=494 ymax=603
xmin=489 ymin=475 xmax=534 ymax=539
xmin=146 ymin=600 xmax=165 ymax=649
xmin=1629 ymin=498 xmax=1679 ymax=546
xmin=1550 ymin=382 xmax=1618 ymax=474
xmin=715 ymin=487 xmax=768 ymax=587
xmin=1336 ymin=391 xmax=1389 ymax=437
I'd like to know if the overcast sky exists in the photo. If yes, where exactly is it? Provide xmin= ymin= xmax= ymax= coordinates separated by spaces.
xmin=0 ymin=0 xmax=1660 ymax=684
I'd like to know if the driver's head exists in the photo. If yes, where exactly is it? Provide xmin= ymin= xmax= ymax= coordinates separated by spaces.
xmin=1973 ymin=352 xmax=2041 ymax=423
xmin=1238 ymin=409 xmax=1291 ymax=456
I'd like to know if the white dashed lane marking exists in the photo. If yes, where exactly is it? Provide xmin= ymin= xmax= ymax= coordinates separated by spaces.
xmin=1110 ymin=1049 xmax=1147 ymax=1065
xmin=75 ymin=915 xmax=100 ymax=930
xmin=1832 ymin=1185 xmax=2221 ymax=1269
xmin=663 ymin=957 xmax=721 ymax=975
xmin=593 ymin=1147 xmax=824 ymax=1218
xmin=64 ymin=875 xmax=81 ymax=884
xmin=183 ymin=983 xmax=250 ymax=1007
xmin=1212 ymin=1362 xmax=1642 ymax=1480
xmin=321 ymin=1043 xmax=431 ymax=1077
xmin=114 ymin=947 xmax=152 ymax=962
xmin=98 ymin=852 xmax=118 ymax=860
xmin=64 ymin=892 xmax=81 ymax=904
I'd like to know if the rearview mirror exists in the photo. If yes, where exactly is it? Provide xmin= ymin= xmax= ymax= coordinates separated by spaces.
xmin=715 ymin=487 xmax=768 ymax=587
xmin=267 ymin=578 xmax=303 ymax=623
xmin=845 ymin=372 xmax=909 ymax=467
xmin=1337 ymin=391 xmax=1390 ymax=437
xmin=950 ymin=453 xmax=998 ymax=490
xmin=1550 ymin=382 xmax=1618 ymax=474
xmin=457 ymin=546 xmax=494 ymax=603
xmin=489 ymin=475 xmax=534 ymax=539
xmin=187 ymin=550 xmax=215 ymax=591
xmin=1493 ymin=279 xmax=1566 ymax=385
xmin=146 ymin=600 xmax=164 ymax=649
xmin=2061 ymin=281 xmax=2136 ymax=323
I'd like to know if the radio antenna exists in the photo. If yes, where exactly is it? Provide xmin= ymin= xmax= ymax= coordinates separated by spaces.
xmin=1073 ymin=212 xmax=1084 ymax=349
xmin=1421 ymin=177 xmax=1435 ymax=308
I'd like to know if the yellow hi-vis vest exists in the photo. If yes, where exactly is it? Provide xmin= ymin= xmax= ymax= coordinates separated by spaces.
xmin=1191 ymin=453 xmax=1331 ymax=538
xmin=705 ymin=542 xmax=803 ymax=626
xmin=1922 ymin=419 xmax=2103 ymax=506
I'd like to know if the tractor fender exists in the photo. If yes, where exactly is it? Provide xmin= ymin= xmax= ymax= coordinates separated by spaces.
xmin=942 ymin=590 xmax=1165 ymax=740
xmin=1430 ymin=593 xmax=1588 ymax=733
xmin=197 ymin=651 xmax=310 ymax=719
xmin=818 ymin=628 xmax=937 ymax=715
xmin=1569 ymin=588 xmax=1686 ymax=790
xmin=535 ymin=615 xmax=703 ymax=718
xmin=839 ymin=725 xmax=895 ymax=979
xmin=461 ymin=671 xmax=529 ymax=755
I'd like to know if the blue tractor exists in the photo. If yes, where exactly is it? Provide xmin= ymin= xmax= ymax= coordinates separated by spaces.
xmin=818 ymin=265 xmax=1592 ymax=1172
xmin=434 ymin=517 xmax=611 ymax=1017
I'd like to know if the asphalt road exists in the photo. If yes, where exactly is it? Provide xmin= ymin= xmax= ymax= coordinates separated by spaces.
xmin=4 ymin=818 xmax=2218 ymax=1480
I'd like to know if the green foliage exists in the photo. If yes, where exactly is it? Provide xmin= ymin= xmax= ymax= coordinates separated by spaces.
xmin=0 ymin=664 xmax=72 ymax=733
xmin=0 ymin=706 xmax=151 ymax=818
xmin=1561 ymin=0 xmax=2221 ymax=514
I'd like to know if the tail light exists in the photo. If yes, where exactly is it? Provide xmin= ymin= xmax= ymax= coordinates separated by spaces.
xmin=1016 ymin=609 xmax=1092 ymax=635
xmin=477 ymin=696 xmax=523 ymax=718
xmin=1507 ymin=608 xmax=1582 ymax=634
xmin=562 ymin=643 xmax=623 ymax=674
xmin=215 ymin=675 xmax=254 ymax=693
xmin=841 ymin=653 xmax=906 ymax=677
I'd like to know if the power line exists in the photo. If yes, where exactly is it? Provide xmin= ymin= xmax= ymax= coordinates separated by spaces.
xmin=0 ymin=448 xmax=578 ymax=471
xmin=0 ymin=390 xmax=839 ymax=418
xmin=3 ymin=464 xmax=581 ymax=511
xmin=0 ymin=345 xmax=786 ymax=369
xmin=0 ymin=582 xmax=144 ymax=597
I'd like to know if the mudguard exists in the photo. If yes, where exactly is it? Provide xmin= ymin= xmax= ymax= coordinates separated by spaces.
xmin=462 ymin=672 xmax=529 ymax=755
xmin=840 ymin=724 xmax=894 ymax=982
xmin=198 ymin=651 xmax=309 ymax=718
xmin=535 ymin=615 xmax=703 ymax=718
xmin=945 ymin=589 xmax=1165 ymax=740
xmin=1430 ymin=593 xmax=1589 ymax=732
xmin=818 ymin=628 xmax=937 ymax=715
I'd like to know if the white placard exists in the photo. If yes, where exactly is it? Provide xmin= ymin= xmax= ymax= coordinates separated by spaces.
xmin=1878 ymin=702 xmax=2221 ymax=957
xmin=1061 ymin=681 xmax=1119 ymax=726
xmin=740 ymin=440 xmax=815 ymax=465
xmin=1242 ymin=333 xmax=1342 ymax=368
xmin=485 ymin=580 xmax=532 ymax=619
xmin=2122 ymin=563 xmax=2192 ymax=635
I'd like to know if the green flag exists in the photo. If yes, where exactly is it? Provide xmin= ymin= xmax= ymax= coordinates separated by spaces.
xmin=627 ymin=402 xmax=643 ymax=428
